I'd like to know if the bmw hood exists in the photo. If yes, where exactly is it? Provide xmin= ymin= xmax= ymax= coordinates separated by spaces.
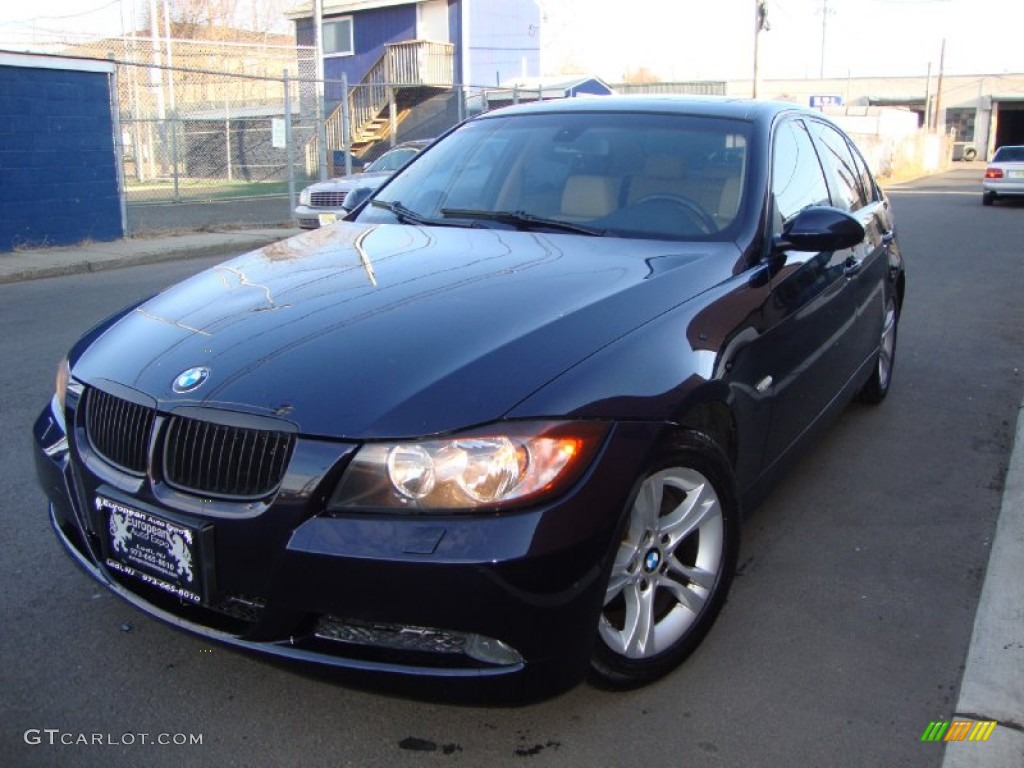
xmin=70 ymin=224 xmax=739 ymax=438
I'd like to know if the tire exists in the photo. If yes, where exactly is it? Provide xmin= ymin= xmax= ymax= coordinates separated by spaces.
xmin=591 ymin=431 xmax=739 ymax=688
xmin=982 ymin=192 xmax=995 ymax=206
xmin=858 ymin=295 xmax=899 ymax=404
xmin=964 ymin=148 xmax=978 ymax=161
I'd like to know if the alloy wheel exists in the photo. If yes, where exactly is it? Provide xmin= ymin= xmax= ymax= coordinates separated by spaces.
xmin=599 ymin=466 xmax=724 ymax=659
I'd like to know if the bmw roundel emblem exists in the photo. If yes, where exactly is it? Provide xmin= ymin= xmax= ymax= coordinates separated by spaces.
xmin=172 ymin=366 xmax=211 ymax=394
xmin=644 ymin=549 xmax=661 ymax=573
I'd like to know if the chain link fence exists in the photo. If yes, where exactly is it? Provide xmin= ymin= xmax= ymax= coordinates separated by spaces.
xmin=54 ymin=36 xmax=729 ymax=233
xmin=75 ymin=40 xmax=488 ymax=231
xmin=89 ymin=37 xmax=319 ymax=207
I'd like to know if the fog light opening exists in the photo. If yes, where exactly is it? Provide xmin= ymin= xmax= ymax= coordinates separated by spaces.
xmin=464 ymin=634 xmax=523 ymax=665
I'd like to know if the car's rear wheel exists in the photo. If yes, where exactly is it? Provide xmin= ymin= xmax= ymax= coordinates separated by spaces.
xmin=591 ymin=432 xmax=739 ymax=688
xmin=982 ymin=191 xmax=995 ymax=206
xmin=859 ymin=295 xmax=899 ymax=404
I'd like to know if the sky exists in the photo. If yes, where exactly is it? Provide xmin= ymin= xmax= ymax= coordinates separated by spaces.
xmin=540 ymin=0 xmax=1024 ymax=82
xmin=0 ymin=0 xmax=1021 ymax=82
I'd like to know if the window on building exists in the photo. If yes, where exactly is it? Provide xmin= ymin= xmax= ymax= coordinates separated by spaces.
xmin=945 ymin=108 xmax=976 ymax=142
xmin=323 ymin=17 xmax=354 ymax=56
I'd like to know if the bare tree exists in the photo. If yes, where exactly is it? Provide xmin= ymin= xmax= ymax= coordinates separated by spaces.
xmin=165 ymin=0 xmax=291 ymax=37
xmin=621 ymin=67 xmax=660 ymax=85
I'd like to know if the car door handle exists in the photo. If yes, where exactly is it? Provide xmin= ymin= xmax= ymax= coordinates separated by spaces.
xmin=843 ymin=257 xmax=862 ymax=276
xmin=881 ymin=229 xmax=895 ymax=246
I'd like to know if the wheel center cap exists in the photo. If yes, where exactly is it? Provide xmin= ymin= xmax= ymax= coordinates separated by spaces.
xmin=643 ymin=548 xmax=661 ymax=573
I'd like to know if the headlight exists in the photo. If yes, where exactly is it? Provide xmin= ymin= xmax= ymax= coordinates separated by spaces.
xmin=299 ymin=188 xmax=311 ymax=206
xmin=329 ymin=421 xmax=607 ymax=512
xmin=55 ymin=357 xmax=71 ymax=413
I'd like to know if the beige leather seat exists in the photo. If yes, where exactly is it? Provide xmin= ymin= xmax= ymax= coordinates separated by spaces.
xmin=716 ymin=173 xmax=742 ymax=224
xmin=627 ymin=155 xmax=690 ymax=204
xmin=560 ymin=175 xmax=619 ymax=220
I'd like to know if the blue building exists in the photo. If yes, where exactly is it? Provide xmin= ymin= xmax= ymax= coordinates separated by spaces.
xmin=287 ymin=0 xmax=541 ymax=158
xmin=0 ymin=51 xmax=123 ymax=251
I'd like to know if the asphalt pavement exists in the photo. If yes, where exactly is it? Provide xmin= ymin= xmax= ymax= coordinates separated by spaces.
xmin=1 ymin=183 xmax=1021 ymax=766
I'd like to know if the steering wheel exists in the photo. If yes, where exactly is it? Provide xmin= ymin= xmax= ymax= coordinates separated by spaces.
xmin=633 ymin=194 xmax=717 ymax=234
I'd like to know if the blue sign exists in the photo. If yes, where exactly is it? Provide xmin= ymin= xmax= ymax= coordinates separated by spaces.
xmin=810 ymin=94 xmax=843 ymax=109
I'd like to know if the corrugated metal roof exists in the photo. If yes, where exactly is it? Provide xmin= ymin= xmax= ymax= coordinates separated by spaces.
xmin=0 ymin=49 xmax=115 ymax=73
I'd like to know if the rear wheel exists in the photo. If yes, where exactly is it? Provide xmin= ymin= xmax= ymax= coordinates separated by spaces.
xmin=591 ymin=432 xmax=739 ymax=688
xmin=859 ymin=295 xmax=899 ymax=404
xmin=982 ymin=191 xmax=995 ymax=206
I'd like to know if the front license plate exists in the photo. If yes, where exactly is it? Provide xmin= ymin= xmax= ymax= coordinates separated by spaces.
xmin=318 ymin=212 xmax=338 ymax=226
xmin=99 ymin=496 xmax=204 ymax=603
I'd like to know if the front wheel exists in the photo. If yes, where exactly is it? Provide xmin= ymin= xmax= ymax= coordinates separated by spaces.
xmin=591 ymin=432 xmax=739 ymax=688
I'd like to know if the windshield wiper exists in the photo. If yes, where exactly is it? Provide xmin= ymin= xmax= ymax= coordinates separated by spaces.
xmin=440 ymin=208 xmax=608 ymax=237
xmin=370 ymin=199 xmax=458 ymax=227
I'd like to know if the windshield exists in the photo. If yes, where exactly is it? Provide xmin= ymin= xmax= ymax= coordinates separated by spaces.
xmin=365 ymin=147 xmax=420 ymax=173
xmin=355 ymin=111 xmax=751 ymax=241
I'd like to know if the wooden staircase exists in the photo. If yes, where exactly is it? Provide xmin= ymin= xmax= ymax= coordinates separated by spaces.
xmin=307 ymin=40 xmax=454 ymax=173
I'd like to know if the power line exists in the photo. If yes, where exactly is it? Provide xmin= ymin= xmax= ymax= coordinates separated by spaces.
xmin=0 ymin=0 xmax=122 ymax=24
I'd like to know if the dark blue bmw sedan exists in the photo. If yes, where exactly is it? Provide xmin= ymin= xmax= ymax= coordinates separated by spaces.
xmin=33 ymin=96 xmax=904 ymax=700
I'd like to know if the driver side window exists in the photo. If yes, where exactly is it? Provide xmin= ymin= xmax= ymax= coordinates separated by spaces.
xmin=771 ymin=120 xmax=830 ymax=227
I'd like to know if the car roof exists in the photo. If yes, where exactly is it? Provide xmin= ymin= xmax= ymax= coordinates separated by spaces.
xmin=478 ymin=95 xmax=812 ymax=125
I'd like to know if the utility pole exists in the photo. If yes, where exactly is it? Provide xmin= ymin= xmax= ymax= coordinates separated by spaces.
xmin=753 ymin=1 xmax=768 ymax=98
xmin=923 ymin=61 xmax=932 ymax=131
xmin=314 ymin=0 xmax=328 ymax=181
xmin=162 ymin=0 xmax=175 ymax=116
xmin=932 ymin=38 xmax=946 ymax=133
xmin=147 ymin=0 xmax=165 ymax=120
xmin=819 ymin=0 xmax=829 ymax=79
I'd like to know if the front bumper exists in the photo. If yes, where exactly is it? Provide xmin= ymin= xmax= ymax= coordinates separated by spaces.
xmin=293 ymin=205 xmax=346 ymax=230
xmin=34 ymin=394 xmax=657 ymax=700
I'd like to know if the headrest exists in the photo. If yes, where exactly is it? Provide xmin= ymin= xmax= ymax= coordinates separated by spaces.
xmin=643 ymin=155 xmax=685 ymax=178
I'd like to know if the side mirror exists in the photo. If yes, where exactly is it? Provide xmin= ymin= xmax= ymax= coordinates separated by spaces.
xmin=342 ymin=186 xmax=374 ymax=211
xmin=774 ymin=206 xmax=864 ymax=252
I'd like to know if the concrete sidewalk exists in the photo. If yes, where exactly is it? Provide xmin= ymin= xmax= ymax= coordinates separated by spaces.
xmin=0 ymin=227 xmax=300 ymax=285
xmin=942 ymin=399 xmax=1024 ymax=767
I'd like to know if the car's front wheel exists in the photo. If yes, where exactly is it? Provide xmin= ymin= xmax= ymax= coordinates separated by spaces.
xmin=591 ymin=432 xmax=739 ymax=688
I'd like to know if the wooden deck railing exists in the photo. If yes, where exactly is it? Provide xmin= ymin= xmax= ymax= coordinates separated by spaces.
xmin=314 ymin=40 xmax=454 ymax=168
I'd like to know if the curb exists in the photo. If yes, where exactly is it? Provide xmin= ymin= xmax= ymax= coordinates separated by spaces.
xmin=942 ymin=399 xmax=1024 ymax=767
xmin=0 ymin=231 xmax=296 ymax=285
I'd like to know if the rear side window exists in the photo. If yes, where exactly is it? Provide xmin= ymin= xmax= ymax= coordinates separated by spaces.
xmin=847 ymin=140 xmax=879 ymax=203
xmin=772 ymin=120 xmax=830 ymax=223
xmin=993 ymin=146 xmax=1024 ymax=162
xmin=808 ymin=121 xmax=868 ymax=211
